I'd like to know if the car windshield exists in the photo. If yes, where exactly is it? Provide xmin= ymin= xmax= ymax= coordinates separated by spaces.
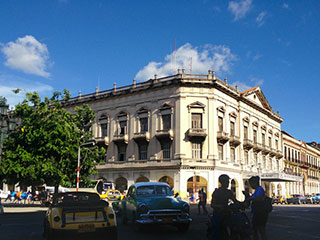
xmin=136 ymin=185 xmax=173 ymax=196
xmin=108 ymin=191 xmax=121 ymax=196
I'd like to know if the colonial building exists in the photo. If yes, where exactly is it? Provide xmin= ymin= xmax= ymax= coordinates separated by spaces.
xmin=64 ymin=70 xmax=299 ymax=200
xmin=282 ymin=131 xmax=320 ymax=195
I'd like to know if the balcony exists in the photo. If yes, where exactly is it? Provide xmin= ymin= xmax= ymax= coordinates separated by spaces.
xmin=243 ymin=138 xmax=253 ymax=150
xmin=95 ymin=136 xmax=109 ymax=146
xmin=155 ymin=129 xmax=174 ymax=141
xmin=113 ymin=129 xmax=129 ymax=144
xmin=276 ymin=150 xmax=283 ymax=159
xmin=269 ymin=148 xmax=277 ymax=157
xmin=187 ymin=128 xmax=207 ymax=141
xmin=133 ymin=131 xmax=150 ymax=143
xmin=253 ymin=142 xmax=263 ymax=152
xmin=261 ymin=144 xmax=270 ymax=154
xmin=217 ymin=131 xmax=229 ymax=144
xmin=229 ymin=135 xmax=241 ymax=147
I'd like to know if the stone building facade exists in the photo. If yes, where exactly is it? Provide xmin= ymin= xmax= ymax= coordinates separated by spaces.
xmin=64 ymin=71 xmax=299 ymax=200
xmin=282 ymin=131 xmax=320 ymax=195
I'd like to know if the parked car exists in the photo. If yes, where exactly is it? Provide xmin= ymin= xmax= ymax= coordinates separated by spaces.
xmin=312 ymin=193 xmax=320 ymax=204
xmin=119 ymin=182 xmax=192 ymax=232
xmin=0 ymin=189 xmax=8 ymax=199
xmin=100 ymin=190 xmax=124 ymax=201
xmin=305 ymin=194 xmax=314 ymax=204
xmin=272 ymin=195 xmax=286 ymax=204
xmin=43 ymin=191 xmax=117 ymax=240
xmin=286 ymin=194 xmax=307 ymax=204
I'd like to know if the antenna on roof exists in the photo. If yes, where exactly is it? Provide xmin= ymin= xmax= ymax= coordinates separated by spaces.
xmin=97 ymin=75 xmax=100 ymax=91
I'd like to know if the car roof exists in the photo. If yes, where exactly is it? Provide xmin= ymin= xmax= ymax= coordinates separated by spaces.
xmin=133 ymin=182 xmax=170 ymax=188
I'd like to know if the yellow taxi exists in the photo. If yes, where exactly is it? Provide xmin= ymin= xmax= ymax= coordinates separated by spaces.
xmin=43 ymin=191 xmax=117 ymax=240
xmin=100 ymin=190 xmax=124 ymax=201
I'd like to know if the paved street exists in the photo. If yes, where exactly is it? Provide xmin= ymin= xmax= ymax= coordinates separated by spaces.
xmin=0 ymin=204 xmax=320 ymax=240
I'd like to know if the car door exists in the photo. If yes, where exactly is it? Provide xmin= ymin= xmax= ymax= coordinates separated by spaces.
xmin=126 ymin=186 xmax=137 ymax=220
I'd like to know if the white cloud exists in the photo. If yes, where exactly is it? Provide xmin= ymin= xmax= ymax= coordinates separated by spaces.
xmin=256 ymin=11 xmax=266 ymax=27
xmin=0 ymin=74 xmax=53 ymax=107
xmin=228 ymin=0 xmax=253 ymax=21
xmin=1 ymin=35 xmax=51 ymax=77
xmin=135 ymin=43 xmax=237 ymax=81
xmin=283 ymin=3 xmax=289 ymax=9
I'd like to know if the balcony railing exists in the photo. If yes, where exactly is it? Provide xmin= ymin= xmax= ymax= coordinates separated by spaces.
xmin=155 ymin=129 xmax=174 ymax=141
xmin=133 ymin=131 xmax=150 ymax=142
xmin=217 ymin=131 xmax=229 ymax=144
xmin=269 ymin=148 xmax=277 ymax=157
xmin=229 ymin=135 xmax=241 ymax=146
xmin=276 ymin=150 xmax=283 ymax=159
xmin=187 ymin=128 xmax=207 ymax=141
xmin=243 ymin=138 xmax=253 ymax=150
xmin=253 ymin=142 xmax=263 ymax=152
xmin=95 ymin=136 xmax=109 ymax=146
xmin=113 ymin=128 xmax=129 ymax=144
xmin=261 ymin=144 xmax=270 ymax=154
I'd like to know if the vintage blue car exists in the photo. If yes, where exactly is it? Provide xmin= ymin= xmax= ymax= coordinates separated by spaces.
xmin=119 ymin=182 xmax=191 ymax=232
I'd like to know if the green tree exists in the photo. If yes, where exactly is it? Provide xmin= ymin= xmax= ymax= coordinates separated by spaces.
xmin=0 ymin=90 xmax=105 ymax=194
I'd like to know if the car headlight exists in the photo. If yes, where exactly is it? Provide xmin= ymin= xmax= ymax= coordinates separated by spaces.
xmin=138 ymin=204 xmax=148 ymax=214
xmin=182 ymin=203 xmax=190 ymax=213
xmin=53 ymin=216 xmax=60 ymax=222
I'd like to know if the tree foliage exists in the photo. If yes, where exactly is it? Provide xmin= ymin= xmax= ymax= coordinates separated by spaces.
xmin=0 ymin=90 xmax=105 ymax=189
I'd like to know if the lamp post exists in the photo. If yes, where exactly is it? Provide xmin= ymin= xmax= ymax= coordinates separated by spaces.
xmin=76 ymin=140 xmax=96 ymax=192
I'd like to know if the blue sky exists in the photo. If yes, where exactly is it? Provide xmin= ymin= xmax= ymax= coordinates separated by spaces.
xmin=0 ymin=0 xmax=319 ymax=142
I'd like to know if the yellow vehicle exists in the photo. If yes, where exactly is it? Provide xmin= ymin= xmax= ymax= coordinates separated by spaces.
xmin=100 ymin=190 xmax=124 ymax=201
xmin=43 ymin=191 xmax=117 ymax=240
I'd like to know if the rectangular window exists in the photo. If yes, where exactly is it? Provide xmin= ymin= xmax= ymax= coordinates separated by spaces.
xmin=275 ymin=139 xmax=278 ymax=150
xmin=230 ymin=147 xmax=235 ymax=162
xmin=119 ymin=120 xmax=127 ymax=135
xmin=253 ymin=130 xmax=257 ymax=143
xmin=139 ymin=143 xmax=148 ymax=160
xmin=244 ymin=126 xmax=248 ymax=139
xmin=118 ymin=144 xmax=126 ymax=161
xmin=262 ymin=155 xmax=266 ymax=168
xmin=284 ymin=146 xmax=287 ymax=159
xmin=100 ymin=123 xmax=108 ymax=137
xmin=230 ymin=121 xmax=235 ymax=136
xmin=191 ymin=113 xmax=202 ymax=128
xmin=139 ymin=117 xmax=148 ymax=133
xmin=269 ymin=137 xmax=272 ymax=148
xmin=161 ymin=142 xmax=171 ymax=159
xmin=262 ymin=133 xmax=265 ymax=145
xmin=218 ymin=144 xmax=223 ymax=160
xmin=218 ymin=116 xmax=223 ymax=132
xmin=192 ymin=142 xmax=202 ymax=159
xmin=254 ymin=152 xmax=258 ymax=165
xmin=244 ymin=150 xmax=248 ymax=165
xmin=162 ymin=114 xmax=171 ymax=130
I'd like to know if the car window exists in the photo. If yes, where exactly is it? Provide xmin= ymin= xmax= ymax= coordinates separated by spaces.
xmin=136 ymin=185 xmax=173 ymax=196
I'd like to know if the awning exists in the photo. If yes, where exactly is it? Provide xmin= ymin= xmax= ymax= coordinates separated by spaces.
xmin=243 ymin=172 xmax=303 ymax=182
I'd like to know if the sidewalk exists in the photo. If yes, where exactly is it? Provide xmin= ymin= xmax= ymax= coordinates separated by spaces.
xmin=1 ymin=200 xmax=43 ymax=208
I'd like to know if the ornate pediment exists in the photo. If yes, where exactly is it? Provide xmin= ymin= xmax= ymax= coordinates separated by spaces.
xmin=241 ymin=87 xmax=273 ymax=111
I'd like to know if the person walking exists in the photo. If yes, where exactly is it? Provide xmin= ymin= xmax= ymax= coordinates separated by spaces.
xmin=198 ymin=189 xmax=208 ymax=215
xmin=248 ymin=176 xmax=269 ymax=240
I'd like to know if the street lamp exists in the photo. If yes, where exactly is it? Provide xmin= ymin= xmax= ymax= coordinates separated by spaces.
xmin=76 ymin=140 xmax=96 ymax=192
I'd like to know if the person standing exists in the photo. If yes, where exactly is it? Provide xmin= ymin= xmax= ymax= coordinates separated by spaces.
xmin=198 ymin=189 xmax=208 ymax=215
xmin=248 ymin=176 xmax=269 ymax=240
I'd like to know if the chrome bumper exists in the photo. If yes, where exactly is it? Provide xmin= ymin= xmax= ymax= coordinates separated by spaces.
xmin=136 ymin=209 xmax=192 ymax=224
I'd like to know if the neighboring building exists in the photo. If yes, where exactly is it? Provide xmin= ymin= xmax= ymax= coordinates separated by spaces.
xmin=282 ymin=131 xmax=320 ymax=195
xmin=63 ymin=71 xmax=300 ymax=199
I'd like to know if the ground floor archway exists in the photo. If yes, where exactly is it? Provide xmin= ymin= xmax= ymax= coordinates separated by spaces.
xmin=187 ymin=176 xmax=208 ymax=200
xmin=158 ymin=176 xmax=174 ymax=189
xmin=115 ymin=176 xmax=128 ymax=193
xmin=135 ymin=176 xmax=149 ymax=183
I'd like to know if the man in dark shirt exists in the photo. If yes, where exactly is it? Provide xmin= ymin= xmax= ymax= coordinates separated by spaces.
xmin=210 ymin=174 xmax=240 ymax=240
xmin=198 ymin=189 xmax=208 ymax=215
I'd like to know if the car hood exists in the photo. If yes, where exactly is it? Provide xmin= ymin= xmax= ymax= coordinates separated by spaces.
xmin=136 ymin=196 xmax=185 ymax=209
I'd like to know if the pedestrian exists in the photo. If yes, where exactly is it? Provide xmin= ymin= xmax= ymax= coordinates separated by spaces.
xmin=198 ymin=189 xmax=208 ymax=215
xmin=248 ymin=176 xmax=269 ymax=240
xmin=209 ymin=174 xmax=242 ymax=240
